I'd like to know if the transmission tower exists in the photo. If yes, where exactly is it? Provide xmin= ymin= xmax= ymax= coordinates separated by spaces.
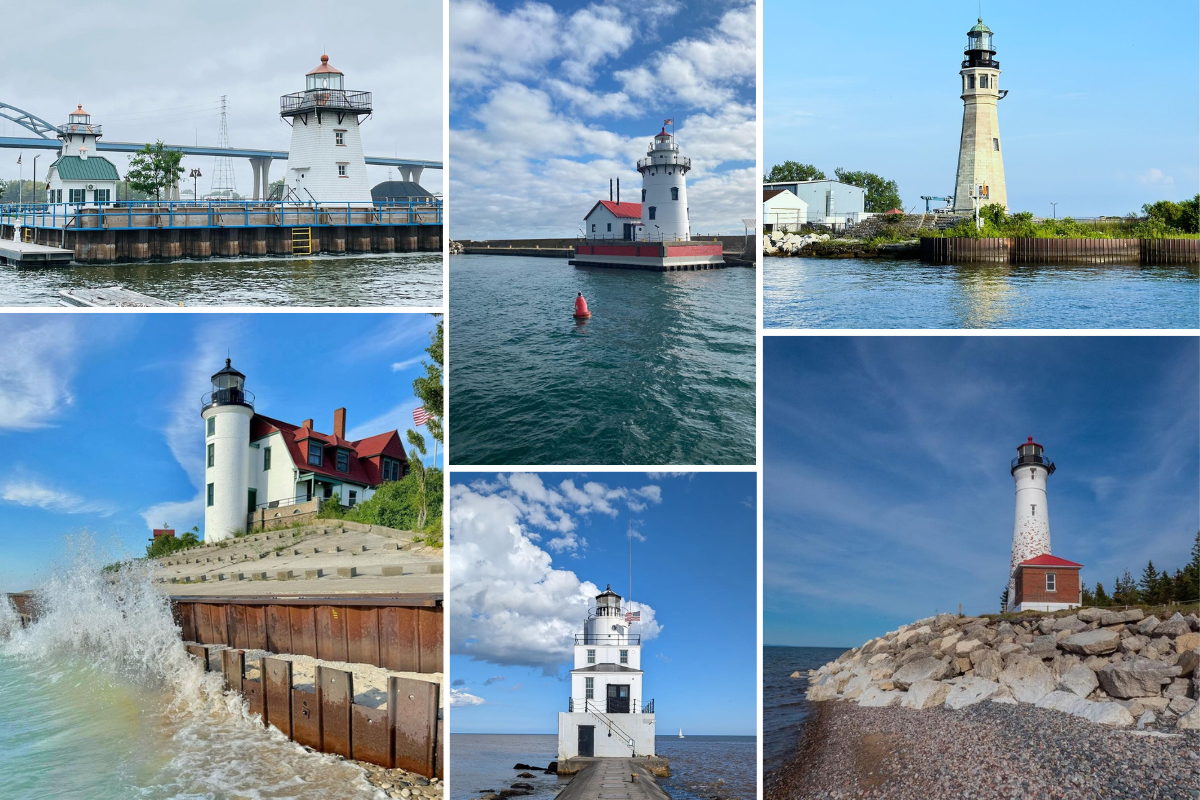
xmin=208 ymin=95 xmax=238 ymax=199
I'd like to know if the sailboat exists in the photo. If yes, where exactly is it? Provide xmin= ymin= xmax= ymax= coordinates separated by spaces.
xmin=678 ymin=728 xmax=684 ymax=738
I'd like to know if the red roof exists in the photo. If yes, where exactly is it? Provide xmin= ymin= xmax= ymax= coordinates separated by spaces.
xmin=586 ymin=200 xmax=642 ymax=220
xmin=307 ymin=54 xmax=343 ymax=75
xmin=1018 ymin=436 xmax=1043 ymax=451
xmin=885 ymin=208 xmax=904 ymax=215
xmin=249 ymin=413 xmax=407 ymax=487
xmin=1019 ymin=554 xmax=1083 ymax=568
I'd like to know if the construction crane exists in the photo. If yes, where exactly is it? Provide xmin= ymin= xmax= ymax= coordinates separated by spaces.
xmin=920 ymin=196 xmax=953 ymax=214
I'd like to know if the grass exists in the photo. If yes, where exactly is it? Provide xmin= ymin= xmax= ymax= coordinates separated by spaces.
xmin=980 ymin=603 xmax=1193 ymax=622
xmin=922 ymin=209 xmax=1200 ymax=240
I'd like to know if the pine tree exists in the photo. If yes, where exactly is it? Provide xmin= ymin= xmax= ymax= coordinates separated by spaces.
xmin=1139 ymin=561 xmax=1161 ymax=605
xmin=1081 ymin=584 xmax=1094 ymax=606
xmin=1113 ymin=570 xmax=1139 ymax=605
xmin=1183 ymin=531 xmax=1200 ymax=602
xmin=1092 ymin=582 xmax=1111 ymax=606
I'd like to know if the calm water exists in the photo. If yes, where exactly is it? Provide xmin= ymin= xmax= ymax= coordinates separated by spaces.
xmin=762 ymin=646 xmax=847 ymax=781
xmin=0 ymin=252 xmax=443 ymax=306
xmin=764 ymin=257 xmax=1199 ymax=329
xmin=449 ymin=255 xmax=756 ymax=465
xmin=449 ymin=733 xmax=756 ymax=800
xmin=0 ymin=543 xmax=378 ymax=800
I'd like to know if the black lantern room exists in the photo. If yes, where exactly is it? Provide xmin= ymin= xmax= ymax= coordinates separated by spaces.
xmin=203 ymin=358 xmax=254 ymax=411
xmin=964 ymin=18 xmax=998 ymax=69
xmin=595 ymin=585 xmax=623 ymax=617
xmin=1011 ymin=436 xmax=1055 ymax=475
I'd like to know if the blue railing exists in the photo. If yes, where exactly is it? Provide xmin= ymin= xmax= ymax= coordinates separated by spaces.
xmin=0 ymin=198 xmax=442 ymax=230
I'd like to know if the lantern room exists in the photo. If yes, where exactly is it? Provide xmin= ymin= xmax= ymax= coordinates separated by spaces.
xmin=964 ymin=19 xmax=998 ymax=68
xmin=306 ymin=55 xmax=345 ymax=91
xmin=1011 ymin=436 xmax=1055 ymax=475
xmin=204 ymin=358 xmax=253 ymax=410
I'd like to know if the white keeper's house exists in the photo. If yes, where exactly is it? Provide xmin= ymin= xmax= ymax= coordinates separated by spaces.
xmin=201 ymin=358 xmax=408 ymax=542
xmin=558 ymin=586 xmax=656 ymax=760
xmin=45 ymin=105 xmax=119 ymax=205
xmin=584 ymin=200 xmax=642 ymax=240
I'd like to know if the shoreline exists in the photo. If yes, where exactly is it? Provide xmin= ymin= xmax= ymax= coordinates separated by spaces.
xmin=767 ymin=699 xmax=1198 ymax=800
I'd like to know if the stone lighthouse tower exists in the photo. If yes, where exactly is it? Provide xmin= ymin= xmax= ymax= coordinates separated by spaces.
xmin=952 ymin=19 xmax=1008 ymax=214
xmin=202 ymin=359 xmax=255 ymax=542
xmin=1008 ymin=437 xmax=1055 ymax=601
xmin=636 ymin=126 xmax=691 ymax=241
xmin=280 ymin=55 xmax=374 ymax=204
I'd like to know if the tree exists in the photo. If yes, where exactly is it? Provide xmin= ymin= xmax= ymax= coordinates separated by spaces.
xmin=999 ymin=586 xmax=1009 ymax=612
xmin=179 ymin=527 xmax=201 ymax=548
xmin=126 ymin=141 xmax=185 ymax=201
xmin=1183 ymin=531 xmax=1200 ymax=601
xmin=1092 ymin=582 xmax=1111 ymax=606
xmin=412 ymin=316 xmax=443 ymax=447
xmin=1138 ymin=561 xmax=1161 ymax=605
xmin=1142 ymin=195 xmax=1199 ymax=233
xmin=1112 ymin=570 xmax=1139 ymax=605
xmin=833 ymin=168 xmax=903 ymax=213
xmin=765 ymin=161 xmax=826 ymax=182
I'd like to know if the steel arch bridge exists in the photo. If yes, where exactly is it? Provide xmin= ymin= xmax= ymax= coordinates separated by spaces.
xmin=0 ymin=102 xmax=57 ymax=138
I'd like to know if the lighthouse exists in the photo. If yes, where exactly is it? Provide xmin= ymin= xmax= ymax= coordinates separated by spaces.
xmin=202 ymin=359 xmax=255 ymax=542
xmin=636 ymin=127 xmax=691 ymax=241
xmin=280 ymin=55 xmax=374 ymax=204
xmin=44 ymin=105 xmax=119 ymax=206
xmin=952 ymin=18 xmax=1008 ymax=213
xmin=558 ymin=586 xmax=656 ymax=762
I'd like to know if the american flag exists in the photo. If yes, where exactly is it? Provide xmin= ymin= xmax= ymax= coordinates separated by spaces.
xmin=625 ymin=610 xmax=640 ymax=623
xmin=16 ymin=155 xmax=21 ymax=165
xmin=412 ymin=407 xmax=429 ymax=427
xmin=663 ymin=119 xmax=673 ymax=126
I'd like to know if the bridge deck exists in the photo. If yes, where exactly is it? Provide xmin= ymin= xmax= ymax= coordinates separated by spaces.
xmin=0 ymin=238 xmax=73 ymax=265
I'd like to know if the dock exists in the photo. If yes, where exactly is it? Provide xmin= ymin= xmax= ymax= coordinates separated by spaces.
xmin=0 ymin=238 xmax=74 ymax=266
xmin=556 ymin=759 xmax=672 ymax=800
xmin=59 ymin=286 xmax=178 ymax=307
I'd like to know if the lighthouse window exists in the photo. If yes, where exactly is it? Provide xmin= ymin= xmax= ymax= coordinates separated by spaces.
xmin=585 ymin=677 xmax=594 ymax=699
xmin=207 ymin=443 xmax=215 ymax=468
xmin=336 ymin=449 xmax=349 ymax=473
xmin=263 ymin=447 xmax=272 ymax=470
xmin=671 ymin=187 xmax=679 ymax=201
xmin=980 ymin=75 xmax=989 ymax=89
xmin=206 ymin=483 xmax=214 ymax=507
xmin=207 ymin=417 xmax=216 ymax=436
xmin=641 ymin=189 xmax=646 ymax=202
xmin=648 ymin=207 xmax=656 ymax=220
xmin=620 ymin=649 xmax=628 ymax=664
xmin=591 ymin=224 xmax=596 ymax=232
xmin=993 ymin=138 xmax=1000 ymax=151
xmin=587 ymin=649 xmax=595 ymax=664
xmin=968 ymin=75 xmax=976 ymax=90
xmin=334 ymin=130 xmax=346 ymax=146
xmin=606 ymin=223 xmax=611 ymax=232
xmin=1045 ymin=573 xmax=1057 ymax=592
xmin=337 ymin=164 xmax=348 ymax=177
xmin=308 ymin=442 xmax=323 ymax=467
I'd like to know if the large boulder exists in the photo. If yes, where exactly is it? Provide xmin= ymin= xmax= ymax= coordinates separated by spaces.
xmin=900 ymin=679 xmax=950 ymax=710
xmin=1153 ymin=613 xmax=1191 ymax=637
xmin=972 ymin=649 xmax=1003 ymax=680
xmin=1077 ymin=608 xmax=1104 ymax=623
xmin=1058 ymin=665 xmax=1099 ymax=698
xmin=1099 ymin=609 xmax=1144 ymax=626
xmin=1060 ymin=628 xmax=1121 ymax=656
xmin=1176 ymin=649 xmax=1199 ymax=677
xmin=892 ymin=657 xmax=949 ymax=689
xmin=1096 ymin=657 xmax=1180 ymax=699
xmin=955 ymin=639 xmax=984 ymax=655
xmin=1000 ymin=655 xmax=1057 ymax=704
xmin=1178 ymin=702 xmax=1200 ymax=730
xmin=1052 ymin=615 xmax=1086 ymax=634
xmin=1175 ymin=631 xmax=1200 ymax=654
xmin=842 ymin=673 xmax=874 ymax=700
xmin=857 ymin=685 xmax=901 ymax=707
xmin=1118 ymin=635 xmax=1149 ymax=654
xmin=1137 ymin=616 xmax=1161 ymax=636
xmin=807 ymin=676 xmax=840 ymax=701
xmin=1035 ymin=691 xmax=1134 ymax=727
xmin=1026 ymin=634 xmax=1060 ymax=658
xmin=944 ymin=677 xmax=1000 ymax=710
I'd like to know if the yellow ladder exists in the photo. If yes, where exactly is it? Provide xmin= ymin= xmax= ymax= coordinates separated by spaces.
xmin=291 ymin=227 xmax=312 ymax=255
xmin=23 ymin=227 xmax=33 ymax=243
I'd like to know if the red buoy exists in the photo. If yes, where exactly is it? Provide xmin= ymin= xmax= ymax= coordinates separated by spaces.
xmin=573 ymin=293 xmax=591 ymax=319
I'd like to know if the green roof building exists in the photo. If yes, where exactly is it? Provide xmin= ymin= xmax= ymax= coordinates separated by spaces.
xmin=45 ymin=104 xmax=119 ymax=206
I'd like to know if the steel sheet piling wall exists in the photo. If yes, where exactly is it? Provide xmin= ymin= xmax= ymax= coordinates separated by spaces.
xmin=921 ymin=237 xmax=1198 ymax=265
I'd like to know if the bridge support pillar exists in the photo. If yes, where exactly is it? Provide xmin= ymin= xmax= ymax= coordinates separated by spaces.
xmin=249 ymin=157 xmax=272 ymax=200
xmin=409 ymin=167 xmax=423 ymax=186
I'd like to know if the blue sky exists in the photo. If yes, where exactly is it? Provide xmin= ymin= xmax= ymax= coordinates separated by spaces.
xmin=0 ymin=313 xmax=441 ymax=592
xmin=764 ymin=336 xmax=1199 ymax=648
xmin=449 ymin=0 xmax=755 ymax=237
xmin=765 ymin=1 xmax=1200 ymax=216
xmin=448 ymin=472 xmax=756 ymax=735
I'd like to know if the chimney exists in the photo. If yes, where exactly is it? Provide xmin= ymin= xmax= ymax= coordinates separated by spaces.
xmin=302 ymin=418 xmax=313 ymax=430
xmin=334 ymin=407 xmax=346 ymax=440
xmin=610 ymin=179 xmax=613 ymax=202
xmin=616 ymin=178 xmax=620 ymax=204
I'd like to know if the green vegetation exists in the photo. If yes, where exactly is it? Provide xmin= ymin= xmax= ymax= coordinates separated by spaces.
xmin=926 ymin=199 xmax=1200 ymax=239
xmin=316 ymin=467 xmax=444 ymax=546
xmin=833 ymin=168 xmax=902 ymax=213
xmin=764 ymin=161 xmax=826 ymax=182
xmin=1080 ymin=531 xmax=1199 ymax=607
xmin=1143 ymin=195 xmax=1199 ymax=233
xmin=412 ymin=316 xmax=443 ymax=448
xmin=144 ymin=525 xmax=201 ymax=558
xmin=125 ymin=141 xmax=185 ymax=200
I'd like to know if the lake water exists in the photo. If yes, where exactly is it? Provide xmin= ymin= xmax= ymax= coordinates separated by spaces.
xmin=0 ymin=542 xmax=379 ymax=800
xmin=762 ymin=646 xmax=847 ymax=784
xmin=449 ymin=255 xmax=756 ymax=465
xmin=0 ymin=252 xmax=443 ymax=307
xmin=764 ymin=257 xmax=1199 ymax=329
xmin=449 ymin=733 xmax=756 ymax=800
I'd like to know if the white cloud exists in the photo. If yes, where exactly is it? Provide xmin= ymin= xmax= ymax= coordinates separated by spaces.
xmin=451 ymin=0 xmax=562 ymax=89
xmin=450 ymin=687 xmax=486 ymax=707
xmin=449 ymin=475 xmax=662 ymax=673
xmin=1136 ymin=168 xmax=1174 ymax=187
xmin=483 ymin=675 xmax=506 ymax=685
xmin=0 ymin=476 xmax=114 ymax=516
xmin=392 ymin=356 xmax=425 ymax=373
xmin=562 ymin=6 xmax=634 ymax=84
xmin=0 ymin=317 xmax=81 ymax=431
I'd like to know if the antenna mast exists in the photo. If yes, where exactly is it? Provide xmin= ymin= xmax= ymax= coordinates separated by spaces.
xmin=209 ymin=95 xmax=238 ymax=199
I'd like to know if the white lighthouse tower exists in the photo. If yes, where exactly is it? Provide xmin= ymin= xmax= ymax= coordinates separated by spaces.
xmin=280 ymin=55 xmax=374 ymax=204
xmin=952 ymin=19 xmax=1008 ymax=214
xmin=558 ymin=586 xmax=656 ymax=762
xmin=636 ymin=126 xmax=691 ymax=241
xmin=44 ymin=105 xmax=119 ymax=206
xmin=202 ymin=359 xmax=255 ymax=542
xmin=1007 ymin=437 xmax=1055 ymax=602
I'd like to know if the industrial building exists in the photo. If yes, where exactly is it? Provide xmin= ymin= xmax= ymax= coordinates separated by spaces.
xmin=761 ymin=179 xmax=866 ymax=228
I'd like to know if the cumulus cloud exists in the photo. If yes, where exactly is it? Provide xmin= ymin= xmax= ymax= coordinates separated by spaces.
xmin=0 ymin=476 xmax=114 ymax=516
xmin=449 ymin=475 xmax=662 ymax=673
xmin=450 ymin=688 xmax=486 ymax=707
xmin=1136 ymin=168 xmax=1174 ymax=187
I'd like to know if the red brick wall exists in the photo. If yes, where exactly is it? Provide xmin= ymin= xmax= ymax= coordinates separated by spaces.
xmin=1016 ymin=566 xmax=1081 ymax=605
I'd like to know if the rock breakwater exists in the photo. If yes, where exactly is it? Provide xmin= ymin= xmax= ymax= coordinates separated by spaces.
xmin=805 ymin=608 xmax=1200 ymax=731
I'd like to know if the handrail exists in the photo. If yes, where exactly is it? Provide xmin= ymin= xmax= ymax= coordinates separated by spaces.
xmin=1011 ymin=453 xmax=1055 ymax=473
xmin=574 ymin=634 xmax=640 ymax=645
xmin=202 ymin=388 xmax=255 ymax=409
xmin=636 ymin=155 xmax=691 ymax=172
xmin=583 ymin=700 xmax=637 ymax=755
xmin=279 ymin=89 xmax=372 ymax=116
xmin=641 ymin=699 xmax=654 ymax=713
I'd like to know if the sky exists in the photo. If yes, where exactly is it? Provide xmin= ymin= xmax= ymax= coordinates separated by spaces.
xmin=764 ymin=336 xmax=1200 ymax=649
xmin=448 ymin=472 xmax=757 ymax=735
xmin=0 ymin=0 xmax=443 ymax=195
xmin=765 ymin=1 xmax=1200 ymax=217
xmin=449 ymin=0 xmax=755 ymax=238
xmin=0 ymin=313 xmax=441 ymax=592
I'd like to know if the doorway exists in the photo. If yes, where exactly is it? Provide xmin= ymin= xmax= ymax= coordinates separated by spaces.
xmin=606 ymin=684 xmax=630 ymax=714
xmin=578 ymin=725 xmax=594 ymax=757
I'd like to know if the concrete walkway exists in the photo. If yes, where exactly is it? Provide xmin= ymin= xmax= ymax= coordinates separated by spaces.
xmin=0 ymin=237 xmax=73 ymax=265
xmin=557 ymin=760 xmax=671 ymax=800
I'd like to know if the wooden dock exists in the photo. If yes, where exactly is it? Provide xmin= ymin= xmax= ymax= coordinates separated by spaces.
xmin=0 ymin=238 xmax=74 ymax=266
xmin=59 ymin=287 xmax=178 ymax=307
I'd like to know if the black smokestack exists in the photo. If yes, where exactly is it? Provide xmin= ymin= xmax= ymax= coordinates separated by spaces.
xmin=617 ymin=178 xmax=620 ymax=204
xmin=610 ymin=179 xmax=613 ymax=201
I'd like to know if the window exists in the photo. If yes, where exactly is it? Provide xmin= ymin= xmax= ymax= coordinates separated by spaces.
xmin=620 ymin=649 xmax=628 ymax=664
xmin=1046 ymin=573 xmax=1057 ymax=592
xmin=308 ymin=441 xmax=323 ymax=466
xmin=94 ymin=189 xmax=110 ymax=203
xmin=263 ymin=447 xmax=271 ymax=470
xmin=382 ymin=456 xmax=403 ymax=482
xmin=206 ymin=483 xmax=214 ymax=507
xmin=980 ymin=74 xmax=989 ymax=89
xmin=670 ymin=187 xmax=679 ymax=201
xmin=207 ymin=443 xmax=215 ymax=468
xmin=993 ymin=138 xmax=1000 ymax=151
xmin=587 ymin=649 xmax=596 ymax=664
xmin=648 ymin=206 xmax=656 ymax=220
xmin=207 ymin=417 xmax=216 ymax=436
xmin=968 ymin=75 xmax=975 ymax=90
xmin=337 ymin=163 xmax=348 ymax=177
xmin=606 ymin=223 xmax=611 ymax=232
xmin=591 ymin=224 xmax=596 ymax=232
xmin=335 ymin=130 xmax=346 ymax=145
xmin=69 ymin=188 xmax=85 ymax=203
xmin=585 ymin=677 xmax=594 ymax=699
xmin=641 ymin=189 xmax=646 ymax=202
xmin=348 ymin=490 xmax=357 ymax=506
xmin=336 ymin=449 xmax=349 ymax=472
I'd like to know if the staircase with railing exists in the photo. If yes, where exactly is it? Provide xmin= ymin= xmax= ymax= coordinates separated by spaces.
xmin=579 ymin=699 xmax=638 ymax=756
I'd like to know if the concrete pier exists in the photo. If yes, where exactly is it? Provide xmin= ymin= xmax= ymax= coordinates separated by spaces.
xmin=0 ymin=238 xmax=74 ymax=266
xmin=556 ymin=759 xmax=672 ymax=800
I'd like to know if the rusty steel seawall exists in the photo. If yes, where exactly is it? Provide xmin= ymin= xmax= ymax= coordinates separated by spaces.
xmin=921 ymin=237 xmax=1199 ymax=265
